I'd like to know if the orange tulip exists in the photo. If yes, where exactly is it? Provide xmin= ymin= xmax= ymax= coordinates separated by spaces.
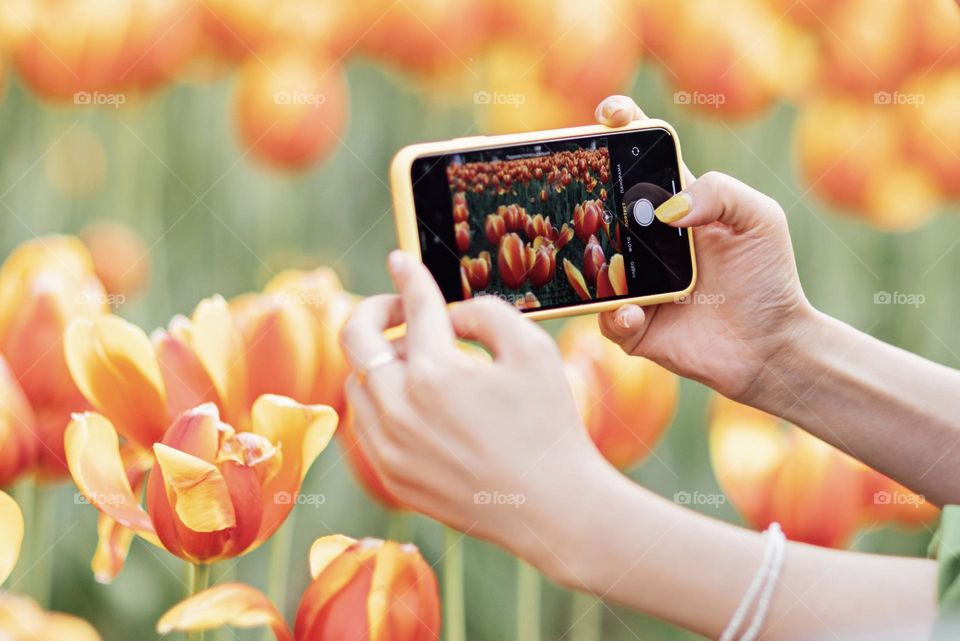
xmin=233 ymin=47 xmax=349 ymax=170
xmin=596 ymin=254 xmax=628 ymax=298
xmin=158 ymin=535 xmax=440 ymax=641
xmin=525 ymin=213 xmax=558 ymax=242
xmin=498 ymin=233 xmax=532 ymax=289
xmin=8 ymin=0 xmax=200 ymax=100
xmin=0 ymin=358 xmax=38 ymax=488
xmin=0 ymin=236 xmax=108 ymax=478
xmin=461 ymin=252 xmax=491 ymax=290
xmin=501 ymin=204 xmax=528 ymax=233
xmin=484 ymin=213 xmax=506 ymax=244
xmin=901 ymin=71 xmax=960 ymax=198
xmin=67 ymin=396 xmax=337 ymax=565
xmin=559 ymin=318 xmax=677 ymax=470
xmin=861 ymin=470 xmax=939 ymax=527
xmin=709 ymin=395 xmax=866 ymax=548
xmin=454 ymin=221 xmax=471 ymax=254
xmin=0 ymin=490 xmax=104 ymax=640
xmin=80 ymin=221 xmax=150 ymax=299
xmin=452 ymin=191 xmax=469 ymax=223
xmin=65 ymin=301 xmax=341 ymax=577
xmin=582 ymin=235 xmax=606 ymax=285
xmin=338 ymin=408 xmax=404 ymax=510
xmin=573 ymin=200 xmax=601 ymax=242
xmin=515 ymin=292 xmax=541 ymax=310
xmin=562 ymin=259 xmax=591 ymax=301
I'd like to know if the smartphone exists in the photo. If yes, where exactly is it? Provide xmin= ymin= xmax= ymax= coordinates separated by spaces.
xmin=390 ymin=120 xmax=696 ymax=321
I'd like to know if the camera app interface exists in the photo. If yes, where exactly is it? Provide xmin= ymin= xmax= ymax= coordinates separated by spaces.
xmin=411 ymin=128 xmax=693 ymax=311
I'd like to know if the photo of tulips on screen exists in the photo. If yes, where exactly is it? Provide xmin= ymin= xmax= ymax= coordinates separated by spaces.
xmin=446 ymin=142 xmax=625 ymax=309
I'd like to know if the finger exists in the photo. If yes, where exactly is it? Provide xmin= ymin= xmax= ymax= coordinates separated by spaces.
xmin=598 ymin=304 xmax=647 ymax=341
xmin=448 ymin=297 xmax=537 ymax=360
xmin=339 ymin=295 xmax=404 ymax=370
xmin=594 ymin=95 xmax=696 ymax=186
xmin=653 ymin=171 xmax=785 ymax=234
xmin=594 ymin=94 xmax=648 ymax=127
xmin=387 ymin=250 xmax=455 ymax=357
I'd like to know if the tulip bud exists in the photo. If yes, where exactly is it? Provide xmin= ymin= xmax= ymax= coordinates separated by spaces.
xmin=461 ymin=252 xmax=492 ymax=290
xmin=484 ymin=214 xmax=506 ymax=244
xmin=498 ymin=233 xmax=531 ymax=289
xmin=582 ymin=235 xmax=606 ymax=285
xmin=454 ymin=221 xmax=471 ymax=254
xmin=528 ymin=245 xmax=556 ymax=288
xmin=573 ymin=200 xmax=601 ymax=241
xmin=596 ymin=254 xmax=628 ymax=298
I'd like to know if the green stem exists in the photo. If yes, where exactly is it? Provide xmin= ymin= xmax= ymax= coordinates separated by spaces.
xmin=21 ymin=481 xmax=56 ymax=608
xmin=443 ymin=527 xmax=466 ymax=641
xmin=568 ymin=592 xmax=603 ymax=641
xmin=188 ymin=563 xmax=212 ymax=641
xmin=515 ymin=560 xmax=541 ymax=641
xmin=263 ymin=512 xmax=296 ymax=641
xmin=385 ymin=510 xmax=414 ymax=542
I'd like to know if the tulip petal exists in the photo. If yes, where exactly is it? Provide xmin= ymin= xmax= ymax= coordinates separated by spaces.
xmin=309 ymin=534 xmax=356 ymax=579
xmin=41 ymin=612 xmax=105 ymax=640
xmin=295 ymin=543 xmax=376 ymax=641
xmin=153 ymin=443 xmax=237 ymax=533
xmin=65 ymin=412 xmax=156 ymax=535
xmin=188 ymin=296 xmax=249 ymax=428
xmin=238 ymin=300 xmax=319 ymax=404
xmin=65 ymin=316 xmax=169 ymax=448
xmin=157 ymin=583 xmax=293 ymax=641
xmin=0 ymin=490 xmax=24 ymax=585
xmin=563 ymin=259 xmax=592 ymax=300
xmin=368 ymin=541 xmax=430 ymax=641
xmin=608 ymin=254 xmax=628 ymax=296
xmin=152 ymin=320 xmax=220 ymax=420
xmin=251 ymin=394 xmax=338 ymax=539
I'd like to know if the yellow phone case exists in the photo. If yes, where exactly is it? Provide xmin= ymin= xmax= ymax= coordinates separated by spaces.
xmin=389 ymin=119 xmax=697 ymax=321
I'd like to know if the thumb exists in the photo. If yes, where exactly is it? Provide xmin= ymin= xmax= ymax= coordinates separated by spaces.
xmin=654 ymin=171 xmax=785 ymax=234
xmin=598 ymin=304 xmax=652 ymax=351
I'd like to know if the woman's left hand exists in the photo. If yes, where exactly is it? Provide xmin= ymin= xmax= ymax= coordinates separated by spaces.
xmin=340 ymin=251 xmax=612 ymax=565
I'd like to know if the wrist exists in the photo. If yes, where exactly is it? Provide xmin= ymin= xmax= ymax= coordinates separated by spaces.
xmin=513 ymin=451 xmax=642 ymax=591
xmin=737 ymin=302 xmax=830 ymax=415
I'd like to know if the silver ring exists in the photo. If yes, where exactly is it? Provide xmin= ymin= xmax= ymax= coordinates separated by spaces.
xmin=358 ymin=351 xmax=398 ymax=381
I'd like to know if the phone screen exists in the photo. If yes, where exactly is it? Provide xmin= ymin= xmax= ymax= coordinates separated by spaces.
xmin=409 ymin=127 xmax=693 ymax=312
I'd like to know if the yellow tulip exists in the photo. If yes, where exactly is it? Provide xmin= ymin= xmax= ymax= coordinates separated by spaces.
xmin=0 ymin=490 xmax=104 ymax=640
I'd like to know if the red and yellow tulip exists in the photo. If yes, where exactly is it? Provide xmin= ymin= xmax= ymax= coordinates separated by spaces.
xmin=562 ymin=259 xmax=591 ymax=301
xmin=559 ymin=318 xmax=677 ymax=470
xmin=582 ymin=235 xmax=606 ymax=286
xmin=233 ymin=47 xmax=349 ymax=170
xmin=66 ymin=395 xmax=337 ymax=566
xmin=484 ymin=213 xmax=506 ymax=245
xmin=0 ymin=490 xmax=104 ymax=640
xmin=0 ymin=236 xmax=108 ymax=479
xmin=709 ymin=395 xmax=863 ymax=548
xmin=454 ymin=221 xmax=471 ymax=254
xmin=461 ymin=252 xmax=491 ymax=290
xmin=157 ymin=535 xmax=440 ymax=641
xmin=528 ymin=244 xmax=556 ymax=288
xmin=498 ymin=233 xmax=532 ymax=289
xmin=596 ymin=254 xmax=628 ymax=298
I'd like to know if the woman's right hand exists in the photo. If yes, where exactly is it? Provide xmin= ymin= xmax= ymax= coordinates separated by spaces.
xmin=595 ymin=95 xmax=815 ymax=407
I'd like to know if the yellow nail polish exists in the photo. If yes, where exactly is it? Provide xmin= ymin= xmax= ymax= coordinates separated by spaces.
xmin=655 ymin=192 xmax=693 ymax=223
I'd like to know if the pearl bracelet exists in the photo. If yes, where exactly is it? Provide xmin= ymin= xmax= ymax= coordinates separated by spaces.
xmin=719 ymin=522 xmax=787 ymax=641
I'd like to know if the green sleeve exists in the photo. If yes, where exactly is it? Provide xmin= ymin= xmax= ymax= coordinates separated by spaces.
xmin=930 ymin=505 xmax=960 ymax=639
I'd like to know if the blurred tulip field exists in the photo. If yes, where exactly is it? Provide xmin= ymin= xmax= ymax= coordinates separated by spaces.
xmin=0 ymin=0 xmax=959 ymax=640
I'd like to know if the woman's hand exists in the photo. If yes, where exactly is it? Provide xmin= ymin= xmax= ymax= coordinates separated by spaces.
xmin=340 ymin=251 xmax=614 ymax=566
xmin=595 ymin=95 xmax=814 ymax=406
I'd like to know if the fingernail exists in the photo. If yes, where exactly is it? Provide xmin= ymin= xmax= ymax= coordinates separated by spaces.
xmin=655 ymin=192 xmax=693 ymax=223
xmin=615 ymin=308 xmax=631 ymax=330
xmin=600 ymin=98 xmax=628 ymax=121
xmin=388 ymin=250 xmax=410 ymax=276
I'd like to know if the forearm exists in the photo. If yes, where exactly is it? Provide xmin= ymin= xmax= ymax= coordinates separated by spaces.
xmin=753 ymin=307 xmax=960 ymax=506
xmin=521 ymin=465 xmax=937 ymax=641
